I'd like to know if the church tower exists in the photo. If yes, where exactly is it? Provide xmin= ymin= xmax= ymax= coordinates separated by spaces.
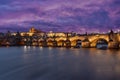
xmin=29 ymin=27 xmax=36 ymax=33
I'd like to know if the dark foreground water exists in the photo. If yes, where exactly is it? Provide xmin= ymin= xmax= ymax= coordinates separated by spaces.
xmin=0 ymin=47 xmax=120 ymax=80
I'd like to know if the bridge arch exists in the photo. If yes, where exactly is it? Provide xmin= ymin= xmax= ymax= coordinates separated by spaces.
xmin=46 ymin=38 xmax=57 ymax=47
xmin=57 ymin=40 xmax=65 ymax=47
xmin=70 ymin=38 xmax=82 ymax=47
xmin=73 ymin=39 xmax=82 ymax=48
xmin=90 ymin=38 xmax=108 ymax=48
xmin=64 ymin=39 xmax=71 ymax=47
xmin=38 ymin=38 xmax=44 ymax=42
xmin=96 ymin=38 xmax=108 ymax=44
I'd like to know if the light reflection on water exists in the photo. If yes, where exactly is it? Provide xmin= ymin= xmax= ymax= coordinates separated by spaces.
xmin=96 ymin=44 xmax=108 ymax=49
xmin=0 ymin=47 xmax=120 ymax=80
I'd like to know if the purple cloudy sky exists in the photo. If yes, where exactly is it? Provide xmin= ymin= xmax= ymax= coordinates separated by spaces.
xmin=0 ymin=0 xmax=120 ymax=33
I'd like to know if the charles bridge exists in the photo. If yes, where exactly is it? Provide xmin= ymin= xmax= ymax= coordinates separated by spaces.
xmin=21 ymin=30 xmax=120 ymax=49
xmin=29 ymin=30 xmax=120 ymax=48
xmin=0 ymin=28 xmax=120 ymax=49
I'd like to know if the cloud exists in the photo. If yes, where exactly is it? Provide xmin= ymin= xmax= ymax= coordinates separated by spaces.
xmin=0 ymin=0 xmax=120 ymax=33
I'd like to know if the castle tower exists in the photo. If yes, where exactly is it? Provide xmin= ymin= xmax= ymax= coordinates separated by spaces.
xmin=29 ymin=27 xmax=36 ymax=33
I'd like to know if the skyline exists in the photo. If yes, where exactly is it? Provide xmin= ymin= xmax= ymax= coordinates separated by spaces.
xmin=0 ymin=0 xmax=120 ymax=33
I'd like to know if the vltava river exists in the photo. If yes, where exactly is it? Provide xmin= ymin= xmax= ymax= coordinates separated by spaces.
xmin=0 ymin=47 xmax=120 ymax=80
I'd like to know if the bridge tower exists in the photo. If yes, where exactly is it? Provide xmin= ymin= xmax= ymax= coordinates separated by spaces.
xmin=108 ymin=30 xmax=119 ymax=49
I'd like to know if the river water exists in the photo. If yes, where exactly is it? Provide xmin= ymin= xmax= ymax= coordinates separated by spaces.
xmin=0 ymin=47 xmax=120 ymax=80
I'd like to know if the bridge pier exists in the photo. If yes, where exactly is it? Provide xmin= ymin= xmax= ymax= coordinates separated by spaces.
xmin=38 ymin=41 xmax=43 ymax=46
xmin=32 ymin=41 xmax=39 ymax=46
xmin=81 ymin=42 xmax=90 ymax=48
xmin=90 ymin=44 xmax=96 ymax=48
xmin=40 ymin=41 xmax=47 ymax=47
xmin=108 ymin=42 xmax=119 ymax=49
xmin=52 ymin=41 xmax=58 ymax=47
xmin=56 ymin=41 xmax=63 ymax=47
xmin=47 ymin=41 xmax=53 ymax=47
xmin=64 ymin=40 xmax=71 ymax=48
